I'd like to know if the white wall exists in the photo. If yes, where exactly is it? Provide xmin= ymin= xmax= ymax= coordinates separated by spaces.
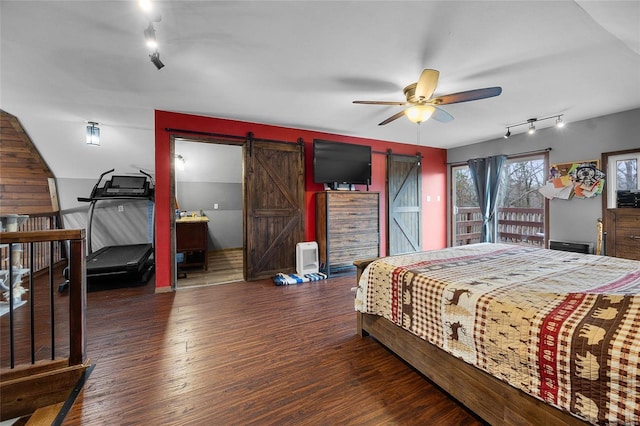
xmin=447 ymin=108 xmax=640 ymax=246
xmin=175 ymin=140 xmax=243 ymax=250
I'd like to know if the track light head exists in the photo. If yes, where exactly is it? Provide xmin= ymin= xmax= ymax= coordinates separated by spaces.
xmin=149 ymin=51 xmax=164 ymax=70
xmin=504 ymin=128 xmax=511 ymax=139
xmin=556 ymin=115 xmax=565 ymax=128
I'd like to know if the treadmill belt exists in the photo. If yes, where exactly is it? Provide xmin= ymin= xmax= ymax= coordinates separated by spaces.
xmin=87 ymin=243 xmax=153 ymax=276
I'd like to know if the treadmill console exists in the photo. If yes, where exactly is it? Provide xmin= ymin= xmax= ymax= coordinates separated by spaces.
xmin=104 ymin=175 xmax=149 ymax=196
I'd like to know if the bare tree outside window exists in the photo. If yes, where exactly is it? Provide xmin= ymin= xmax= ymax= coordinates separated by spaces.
xmin=454 ymin=167 xmax=478 ymax=207
xmin=452 ymin=154 xmax=547 ymax=247
xmin=500 ymin=158 xmax=546 ymax=209
xmin=616 ymin=159 xmax=638 ymax=191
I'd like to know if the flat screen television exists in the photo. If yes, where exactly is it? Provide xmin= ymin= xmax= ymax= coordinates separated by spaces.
xmin=313 ymin=139 xmax=371 ymax=189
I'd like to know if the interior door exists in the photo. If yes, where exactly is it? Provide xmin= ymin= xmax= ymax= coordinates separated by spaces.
xmin=387 ymin=154 xmax=422 ymax=255
xmin=244 ymin=139 xmax=304 ymax=280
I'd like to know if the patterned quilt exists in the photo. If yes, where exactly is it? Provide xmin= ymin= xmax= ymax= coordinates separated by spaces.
xmin=355 ymin=243 xmax=640 ymax=425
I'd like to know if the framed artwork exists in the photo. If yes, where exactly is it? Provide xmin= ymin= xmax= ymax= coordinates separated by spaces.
xmin=541 ymin=160 xmax=605 ymax=199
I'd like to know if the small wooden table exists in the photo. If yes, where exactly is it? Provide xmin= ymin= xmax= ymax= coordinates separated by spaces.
xmin=176 ymin=217 xmax=209 ymax=271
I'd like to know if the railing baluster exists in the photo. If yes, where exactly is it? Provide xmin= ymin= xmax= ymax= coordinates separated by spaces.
xmin=9 ymin=243 xmax=15 ymax=369
xmin=30 ymin=242 xmax=35 ymax=364
xmin=49 ymin=240 xmax=55 ymax=360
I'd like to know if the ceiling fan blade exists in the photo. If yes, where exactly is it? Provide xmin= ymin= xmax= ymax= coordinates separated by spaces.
xmin=431 ymin=106 xmax=454 ymax=123
xmin=378 ymin=110 xmax=407 ymax=126
xmin=353 ymin=100 xmax=408 ymax=106
xmin=414 ymin=69 xmax=440 ymax=101
xmin=430 ymin=86 xmax=502 ymax=105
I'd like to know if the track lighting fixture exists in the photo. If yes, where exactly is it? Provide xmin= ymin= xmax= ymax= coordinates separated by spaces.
xmin=86 ymin=122 xmax=100 ymax=146
xmin=175 ymin=154 xmax=186 ymax=171
xmin=140 ymin=1 xmax=164 ymax=70
xmin=144 ymin=23 xmax=157 ymax=50
xmin=504 ymin=114 xmax=565 ymax=139
xmin=149 ymin=51 xmax=164 ymax=70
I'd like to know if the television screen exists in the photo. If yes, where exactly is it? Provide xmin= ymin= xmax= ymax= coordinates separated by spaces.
xmin=313 ymin=139 xmax=371 ymax=186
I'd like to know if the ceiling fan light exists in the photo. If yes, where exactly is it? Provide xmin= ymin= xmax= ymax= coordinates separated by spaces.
xmin=405 ymin=105 xmax=435 ymax=124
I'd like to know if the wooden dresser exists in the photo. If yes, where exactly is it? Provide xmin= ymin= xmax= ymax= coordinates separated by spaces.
xmin=605 ymin=209 xmax=640 ymax=261
xmin=316 ymin=191 xmax=379 ymax=276
xmin=176 ymin=216 xmax=210 ymax=270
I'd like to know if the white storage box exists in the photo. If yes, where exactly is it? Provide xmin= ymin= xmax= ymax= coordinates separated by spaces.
xmin=296 ymin=242 xmax=319 ymax=275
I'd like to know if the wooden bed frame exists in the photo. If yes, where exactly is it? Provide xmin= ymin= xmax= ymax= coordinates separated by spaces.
xmin=354 ymin=259 xmax=589 ymax=426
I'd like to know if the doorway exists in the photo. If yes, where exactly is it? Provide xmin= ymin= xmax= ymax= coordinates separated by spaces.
xmin=170 ymin=135 xmax=305 ymax=287
xmin=174 ymin=138 xmax=244 ymax=287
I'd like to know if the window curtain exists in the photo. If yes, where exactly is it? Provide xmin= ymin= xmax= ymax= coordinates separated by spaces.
xmin=467 ymin=155 xmax=507 ymax=243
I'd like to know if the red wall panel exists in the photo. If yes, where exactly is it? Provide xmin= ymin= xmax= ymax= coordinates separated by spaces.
xmin=155 ymin=110 xmax=447 ymax=289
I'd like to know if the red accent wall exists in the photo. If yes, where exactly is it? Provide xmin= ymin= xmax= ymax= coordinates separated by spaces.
xmin=155 ymin=110 xmax=447 ymax=289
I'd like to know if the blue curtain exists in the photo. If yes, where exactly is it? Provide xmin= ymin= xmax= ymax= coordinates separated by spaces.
xmin=467 ymin=155 xmax=507 ymax=243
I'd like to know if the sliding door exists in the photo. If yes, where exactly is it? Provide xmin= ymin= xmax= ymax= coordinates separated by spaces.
xmin=387 ymin=154 xmax=422 ymax=255
xmin=244 ymin=140 xmax=304 ymax=280
xmin=451 ymin=152 xmax=548 ymax=247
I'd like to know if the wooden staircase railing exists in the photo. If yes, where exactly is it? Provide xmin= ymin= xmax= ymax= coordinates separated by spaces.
xmin=0 ymin=229 xmax=89 ymax=423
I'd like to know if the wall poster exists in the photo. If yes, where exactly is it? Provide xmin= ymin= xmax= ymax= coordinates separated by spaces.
xmin=539 ymin=160 xmax=605 ymax=200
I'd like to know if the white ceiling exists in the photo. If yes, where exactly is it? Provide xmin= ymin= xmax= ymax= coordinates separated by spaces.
xmin=1 ymin=1 xmax=639 ymax=179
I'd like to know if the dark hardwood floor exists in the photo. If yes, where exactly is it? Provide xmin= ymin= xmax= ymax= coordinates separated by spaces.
xmin=178 ymin=248 xmax=244 ymax=288
xmin=3 ymin=270 xmax=486 ymax=425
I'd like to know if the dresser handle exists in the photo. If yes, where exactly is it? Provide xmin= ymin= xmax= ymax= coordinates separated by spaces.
xmin=629 ymin=236 xmax=640 ymax=240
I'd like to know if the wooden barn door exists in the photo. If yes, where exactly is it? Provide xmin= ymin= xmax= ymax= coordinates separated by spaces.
xmin=244 ymin=139 xmax=305 ymax=280
xmin=387 ymin=154 xmax=422 ymax=255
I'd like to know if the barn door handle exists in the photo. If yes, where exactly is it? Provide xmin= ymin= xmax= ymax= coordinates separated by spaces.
xmin=629 ymin=235 xmax=640 ymax=240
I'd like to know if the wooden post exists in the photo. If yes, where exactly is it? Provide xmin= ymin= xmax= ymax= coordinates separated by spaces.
xmin=68 ymin=237 xmax=86 ymax=366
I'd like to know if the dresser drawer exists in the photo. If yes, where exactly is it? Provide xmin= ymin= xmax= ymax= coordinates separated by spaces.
xmin=613 ymin=230 xmax=640 ymax=261
xmin=330 ymin=246 xmax=380 ymax=265
xmin=615 ymin=212 xmax=640 ymax=228
xmin=329 ymin=232 xmax=379 ymax=248
xmin=329 ymin=209 xmax=378 ymax=222
xmin=326 ymin=193 xmax=379 ymax=210
xmin=328 ymin=218 xmax=378 ymax=234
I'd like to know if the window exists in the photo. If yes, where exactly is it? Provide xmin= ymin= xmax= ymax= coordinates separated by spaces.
xmin=451 ymin=152 xmax=548 ymax=247
xmin=497 ymin=155 xmax=546 ymax=246
xmin=606 ymin=152 xmax=640 ymax=208
xmin=452 ymin=165 xmax=480 ymax=246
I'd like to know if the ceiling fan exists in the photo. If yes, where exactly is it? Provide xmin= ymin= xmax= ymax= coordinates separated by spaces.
xmin=353 ymin=69 xmax=502 ymax=126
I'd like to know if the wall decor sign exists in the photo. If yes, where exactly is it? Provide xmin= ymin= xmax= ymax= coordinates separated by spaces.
xmin=539 ymin=160 xmax=605 ymax=200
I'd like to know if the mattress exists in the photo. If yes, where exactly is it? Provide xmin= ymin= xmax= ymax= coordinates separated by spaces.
xmin=355 ymin=243 xmax=640 ymax=424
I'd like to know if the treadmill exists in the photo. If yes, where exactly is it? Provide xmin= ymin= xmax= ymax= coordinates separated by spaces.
xmin=78 ymin=169 xmax=155 ymax=285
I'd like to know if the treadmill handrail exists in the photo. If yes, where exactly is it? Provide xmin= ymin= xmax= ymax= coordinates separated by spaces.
xmin=91 ymin=169 xmax=115 ymax=198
